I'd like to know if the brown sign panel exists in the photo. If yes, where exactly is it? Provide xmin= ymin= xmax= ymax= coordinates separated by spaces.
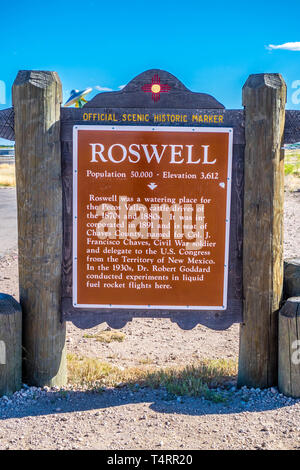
xmin=73 ymin=126 xmax=233 ymax=311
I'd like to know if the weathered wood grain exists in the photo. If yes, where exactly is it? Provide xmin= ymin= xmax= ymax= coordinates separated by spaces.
xmin=61 ymin=298 xmax=243 ymax=331
xmin=85 ymin=69 xmax=225 ymax=109
xmin=60 ymin=108 xmax=246 ymax=145
xmin=0 ymin=294 xmax=22 ymax=396
xmin=238 ymin=74 xmax=286 ymax=388
xmin=278 ymin=297 xmax=300 ymax=397
xmin=13 ymin=70 xmax=67 ymax=387
xmin=2 ymin=107 xmax=300 ymax=145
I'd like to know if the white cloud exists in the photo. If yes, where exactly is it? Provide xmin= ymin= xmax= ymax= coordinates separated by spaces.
xmin=267 ymin=42 xmax=300 ymax=51
xmin=94 ymin=84 xmax=127 ymax=92
xmin=95 ymin=85 xmax=113 ymax=92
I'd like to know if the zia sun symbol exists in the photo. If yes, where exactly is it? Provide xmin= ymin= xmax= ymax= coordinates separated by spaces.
xmin=141 ymin=74 xmax=171 ymax=102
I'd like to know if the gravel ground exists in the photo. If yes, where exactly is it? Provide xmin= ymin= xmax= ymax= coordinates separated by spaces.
xmin=0 ymin=190 xmax=299 ymax=450
xmin=1 ymin=385 xmax=300 ymax=450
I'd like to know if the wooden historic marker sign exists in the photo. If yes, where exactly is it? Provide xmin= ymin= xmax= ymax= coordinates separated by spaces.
xmin=2 ymin=69 xmax=296 ymax=389
xmin=1 ymin=69 xmax=299 ymax=389
xmin=57 ymin=69 xmax=245 ymax=329
xmin=73 ymin=126 xmax=233 ymax=310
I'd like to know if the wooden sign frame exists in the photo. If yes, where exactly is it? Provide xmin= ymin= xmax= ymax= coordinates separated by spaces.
xmin=58 ymin=70 xmax=246 ymax=329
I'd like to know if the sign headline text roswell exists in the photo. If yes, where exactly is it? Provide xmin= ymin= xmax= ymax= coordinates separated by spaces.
xmin=89 ymin=143 xmax=217 ymax=165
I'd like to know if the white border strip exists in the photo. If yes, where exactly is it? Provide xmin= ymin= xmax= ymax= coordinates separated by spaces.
xmin=73 ymin=125 xmax=233 ymax=310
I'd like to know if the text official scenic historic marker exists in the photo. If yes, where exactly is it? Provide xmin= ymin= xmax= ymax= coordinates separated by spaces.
xmin=73 ymin=126 xmax=233 ymax=310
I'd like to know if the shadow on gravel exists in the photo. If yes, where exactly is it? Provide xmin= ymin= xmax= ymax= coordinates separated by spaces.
xmin=0 ymin=388 xmax=296 ymax=420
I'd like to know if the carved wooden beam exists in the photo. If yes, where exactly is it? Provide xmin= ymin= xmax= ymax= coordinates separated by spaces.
xmin=2 ymin=107 xmax=300 ymax=144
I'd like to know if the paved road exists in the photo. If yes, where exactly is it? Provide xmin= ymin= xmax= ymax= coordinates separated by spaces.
xmin=0 ymin=188 xmax=17 ymax=257
xmin=0 ymin=159 xmax=15 ymax=165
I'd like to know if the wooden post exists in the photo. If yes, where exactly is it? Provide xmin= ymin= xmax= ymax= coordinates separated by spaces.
xmin=0 ymin=294 xmax=22 ymax=396
xmin=284 ymin=259 xmax=300 ymax=300
xmin=12 ymin=71 xmax=67 ymax=387
xmin=278 ymin=297 xmax=300 ymax=397
xmin=238 ymin=74 xmax=286 ymax=388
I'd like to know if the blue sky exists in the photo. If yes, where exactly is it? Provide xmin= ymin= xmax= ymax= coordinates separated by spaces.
xmin=1 ymin=0 xmax=300 ymax=144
